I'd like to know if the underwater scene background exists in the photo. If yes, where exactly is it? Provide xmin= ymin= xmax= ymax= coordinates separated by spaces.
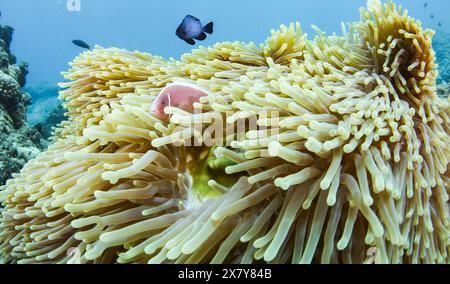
xmin=0 ymin=0 xmax=449 ymax=264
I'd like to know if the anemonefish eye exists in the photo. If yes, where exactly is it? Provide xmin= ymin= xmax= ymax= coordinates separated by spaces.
xmin=161 ymin=100 xmax=166 ymax=106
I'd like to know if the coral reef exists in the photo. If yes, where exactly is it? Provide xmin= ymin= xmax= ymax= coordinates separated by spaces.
xmin=435 ymin=31 xmax=450 ymax=98
xmin=0 ymin=124 xmax=43 ymax=185
xmin=26 ymin=84 xmax=66 ymax=140
xmin=0 ymin=25 xmax=28 ymax=88
xmin=35 ymin=103 xmax=65 ymax=140
xmin=0 ymin=0 xmax=449 ymax=264
xmin=437 ymin=82 xmax=449 ymax=99
xmin=434 ymin=31 xmax=450 ymax=84
xmin=0 ymin=24 xmax=45 ymax=185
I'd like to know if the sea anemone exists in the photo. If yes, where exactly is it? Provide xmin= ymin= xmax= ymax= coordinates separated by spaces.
xmin=0 ymin=0 xmax=448 ymax=264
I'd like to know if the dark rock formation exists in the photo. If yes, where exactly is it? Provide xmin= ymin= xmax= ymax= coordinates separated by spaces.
xmin=0 ymin=24 xmax=45 ymax=185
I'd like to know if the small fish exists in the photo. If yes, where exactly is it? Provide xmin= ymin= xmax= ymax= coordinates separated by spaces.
xmin=176 ymin=15 xmax=214 ymax=46
xmin=424 ymin=2 xmax=428 ymax=8
xmin=438 ymin=22 xmax=442 ymax=27
xmin=72 ymin=39 xmax=90 ymax=50
xmin=150 ymin=82 xmax=210 ymax=120
xmin=430 ymin=14 xmax=435 ymax=19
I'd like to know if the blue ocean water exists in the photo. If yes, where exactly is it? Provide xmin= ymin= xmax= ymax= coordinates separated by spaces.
xmin=1 ymin=0 xmax=449 ymax=87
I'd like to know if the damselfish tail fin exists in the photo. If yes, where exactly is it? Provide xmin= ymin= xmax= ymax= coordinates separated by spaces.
xmin=203 ymin=22 xmax=214 ymax=34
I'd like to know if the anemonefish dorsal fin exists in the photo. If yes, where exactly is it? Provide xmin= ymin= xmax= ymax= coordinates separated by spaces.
xmin=164 ymin=81 xmax=212 ymax=95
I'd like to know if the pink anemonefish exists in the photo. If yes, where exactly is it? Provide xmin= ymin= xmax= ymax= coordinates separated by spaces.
xmin=150 ymin=82 xmax=211 ymax=120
